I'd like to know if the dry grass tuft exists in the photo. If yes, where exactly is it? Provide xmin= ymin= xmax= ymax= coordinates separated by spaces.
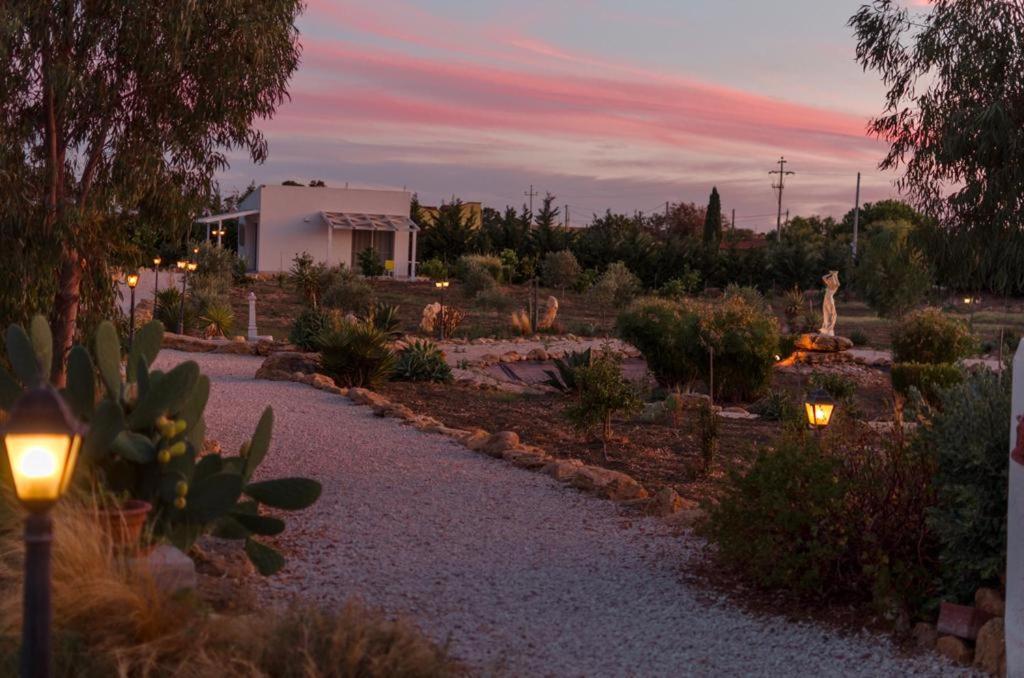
xmin=0 ymin=490 xmax=459 ymax=677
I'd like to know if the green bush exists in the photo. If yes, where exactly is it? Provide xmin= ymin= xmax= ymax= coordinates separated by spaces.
xmin=849 ymin=328 xmax=870 ymax=346
xmin=418 ymin=258 xmax=448 ymax=281
xmin=617 ymin=295 xmax=779 ymax=401
xmin=891 ymin=307 xmax=975 ymax=364
xmin=702 ymin=429 xmax=937 ymax=611
xmin=564 ymin=353 xmax=643 ymax=458
xmin=321 ymin=275 xmax=374 ymax=315
xmin=364 ymin=302 xmax=401 ymax=336
xmin=541 ymin=250 xmax=582 ymax=291
xmin=573 ymin=268 xmax=599 ymax=293
xmin=461 ymin=265 xmax=496 ymax=297
xmin=921 ymin=371 xmax=1009 ymax=602
xmin=891 ymin=362 xmax=963 ymax=402
xmin=154 ymin=287 xmax=197 ymax=334
xmin=475 ymin=288 xmax=514 ymax=312
xmin=357 ymin=247 xmax=386 ymax=277
xmin=659 ymin=270 xmax=701 ymax=298
xmin=808 ymin=371 xmax=857 ymax=403
xmin=696 ymin=398 xmax=719 ymax=472
xmin=591 ymin=262 xmax=642 ymax=308
xmin=289 ymin=307 xmax=331 ymax=351
xmin=199 ymin=301 xmax=235 ymax=338
xmin=723 ymin=284 xmax=769 ymax=313
xmin=750 ymin=389 xmax=800 ymax=423
xmin=856 ymin=220 xmax=933 ymax=318
xmin=393 ymin=340 xmax=452 ymax=383
xmin=190 ymin=242 xmax=236 ymax=310
xmin=317 ymin=322 xmax=396 ymax=388
xmin=289 ymin=252 xmax=330 ymax=307
xmin=455 ymin=254 xmax=503 ymax=282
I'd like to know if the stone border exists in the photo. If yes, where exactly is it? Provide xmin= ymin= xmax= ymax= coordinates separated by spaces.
xmin=253 ymin=355 xmax=702 ymax=525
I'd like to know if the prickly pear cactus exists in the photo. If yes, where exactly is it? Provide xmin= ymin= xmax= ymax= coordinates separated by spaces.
xmin=0 ymin=315 xmax=321 ymax=575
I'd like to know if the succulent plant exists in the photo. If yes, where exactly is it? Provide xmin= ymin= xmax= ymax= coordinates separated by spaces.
xmin=0 ymin=315 xmax=321 ymax=575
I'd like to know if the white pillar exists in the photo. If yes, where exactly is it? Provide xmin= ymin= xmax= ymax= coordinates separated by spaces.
xmin=247 ymin=291 xmax=258 ymax=341
xmin=410 ymin=229 xmax=418 ymax=280
xmin=1008 ymin=339 xmax=1024 ymax=675
xmin=217 ymin=219 xmax=224 ymax=247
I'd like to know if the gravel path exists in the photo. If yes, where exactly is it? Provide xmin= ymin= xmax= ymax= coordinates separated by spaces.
xmin=157 ymin=350 xmax=966 ymax=677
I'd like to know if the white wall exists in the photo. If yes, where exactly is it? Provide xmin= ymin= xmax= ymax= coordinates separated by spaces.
xmin=255 ymin=185 xmax=413 ymax=275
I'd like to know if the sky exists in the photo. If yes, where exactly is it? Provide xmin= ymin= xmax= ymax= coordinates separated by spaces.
xmin=219 ymin=0 xmax=933 ymax=231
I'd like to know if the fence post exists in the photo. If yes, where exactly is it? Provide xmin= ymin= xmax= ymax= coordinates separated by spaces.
xmin=247 ymin=292 xmax=258 ymax=342
xmin=1007 ymin=339 xmax=1024 ymax=676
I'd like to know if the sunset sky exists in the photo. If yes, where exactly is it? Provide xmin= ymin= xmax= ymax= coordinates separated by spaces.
xmin=221 ymin=0 xmax=933 ymax=231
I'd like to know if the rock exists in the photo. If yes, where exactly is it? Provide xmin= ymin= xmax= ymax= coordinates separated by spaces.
xmin=976 ymin=587 xmax=1006 ymax=618
xmin=480 ymin=431 xmax=521 ymax=457
xmin=255 ymin=351 xmax=320 ymax=380
xmin=499 ymin=351 xmax=521 ymax=363
xmin=793 ymin=333 xmax=854 ymax=353
xmin=162 ymin=332 xmax=219 ymax=353
xmin=935 ymin=635 xmax=973 ymax=666
xmin=478 ymin=353 xmax=500 ymax=366
xmin=211 ymin=340 xmax=258 ymax=355
xmin=911 ymin=622 xmax=938 ymax=650
xmin=375 ymin=402 xmax=416 ymax=420
xmin=974 ymin=617 xmax=1006 ymax=676
xmin=347 ymin=387 xmax=390 ymax=408
xmin=254 ymin=368 xmax=292 ymax=382
xmin=938 ymin=601 xmax=994 ymax=640
xmin=526 ymin=348 xmax=549 ymax=361
xmin=309 ymin=373 xmax=337 ymax=390
xmin=570 ymin=466 xmax=648 ymax=501
xmin=134 ymin=544 xmax=196 ymax=593
xmin=461 ymin=429 xmax=491 ymax=451
xmin=649 ymin=487 xmax=685 ymax=516
xmin=664 ymin=508 xmax=706 ymax=529
xmin=543 ymin=458 xmax=584 ymax=482
xmin=503 ymin=448 xmax=550 ymax=469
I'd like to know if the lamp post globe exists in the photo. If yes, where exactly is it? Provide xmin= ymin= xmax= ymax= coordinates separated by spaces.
xmin=125 ymin=273 xmax=139 ymax=351
xmin=804 ymin=388 xmax=836 ymax=440
xmin=434 ymin=280 xmax=450 ymax=340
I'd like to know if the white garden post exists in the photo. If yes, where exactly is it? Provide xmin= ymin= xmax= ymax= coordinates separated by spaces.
xmin=247 ymin=291 xmax=258 ymax=341
xmin=1007 ymin=339 xmax=1024 ymax=676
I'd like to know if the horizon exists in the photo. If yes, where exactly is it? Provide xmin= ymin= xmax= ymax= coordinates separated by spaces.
xmin=218 ymin=0 xmax=931 ymax=231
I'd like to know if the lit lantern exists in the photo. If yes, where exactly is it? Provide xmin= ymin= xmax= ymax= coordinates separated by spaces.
xmin=176 ymin=260 xmax=187 ymax=270
xmin=2 ymin=386 xmax=84 ymax=511
xmin=126 ymin=273 xmax=139 ymax=289
xmin=187 ymin=262 xmax=197 ymax=272
xmin=153 ymin=256 xmax=162 ymax=267
xmin=804 ymin=388 xmax=836 ymax=430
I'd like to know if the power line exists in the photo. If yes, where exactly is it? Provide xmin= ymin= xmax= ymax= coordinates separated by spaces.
xmin=523 ymin=184 xmax=538 ymax=215
xmin=769 ymin=156 xmax=795 ymax=237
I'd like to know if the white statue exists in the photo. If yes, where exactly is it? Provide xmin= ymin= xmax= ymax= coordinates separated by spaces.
xmin=819 ymin=271 xmax=840 ymax=337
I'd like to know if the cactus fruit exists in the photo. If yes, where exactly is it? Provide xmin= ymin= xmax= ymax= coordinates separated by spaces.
xmin=0 ymin=315 xmax=322 ymax=577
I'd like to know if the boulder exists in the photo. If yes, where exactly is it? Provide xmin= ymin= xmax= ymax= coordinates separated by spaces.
xmin=499 ymin=351 xmax=521 ymax=363
xmin=974 ymin=617 xmax=1006 ymax=677
xmin=255 ymin=351 xmax=320 ymax=381
xmin=570 ymin=466 xmax=648 ymax=501
xmin=543 ymin=458 xmax=584 ymax=482
xmin=938 ymin=601 xmax=994 ymax=640
xmin=526 ymin=348 xmax=549 ymax=361
xmin=478 ymin=353 xmax=500 ymax=366
xmin=134 ymin=544 xmax=196 ymax=593
xmin=649 ymin=487 xmax=685 ymax=517
xmin=347 ymin=387 xmax=390 ymax=408
xmin=211 ymin=340 xmax=258 ymax=356
xmin=793 ymin=333 xmax=854 ymax=353
xmin=911 ymin=622 xmax=938 ymax=650
xmin=480 ymin=431 xmax=521 ymax=457
xmin=254 ymin=368 xmax=292 ymax=382
xmin=935 ymin=635 xmax=973 ymax=666
xmin=309 ymin=373 xmax=337 ymax=390
xmin=461 ymin=429 xmax=491 ymax=451
xmin=162 ymin=332 xmax=218 ymax=353
xmin=503 ymin=448 xmax=550 ymax=469
xmin=976 ymin=587 xmax=1006 ymax=618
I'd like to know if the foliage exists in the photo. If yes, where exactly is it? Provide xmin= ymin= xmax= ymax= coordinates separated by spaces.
xmin=317 ymin=322 xmax=396 ymax=388
xmin=419 ymin=198 xmax=478 ymax=262
xmin=456 ymin=254 xmax=503 ymax=282
xmin=617 ymin=295 xmax=779 ymax=401
xmin=357 ymin=247 xmax=386 ymax=277
xmin=659 ymin=270 xmax=702 ymax=298
xmin=0 ymin=317 xmax=321 ymax=575
xmin=418 ymin=258 xmax=448 ymax=281
xmin=541 ymin=250 xmax=582 ymax=291
xmin=199 ymin=302 xmax=235 ymax=338
xmin=750 ymin=389 xmax=801 ymax=423
xmin=808 ymin=371 xmax=857 ymax=404
xmin=475 ymin=288 xmax=514 ymax=312
xmin=154 ymin=287 xmax=196 ymax=334
xmin=364 ymin=302 xmax=401 ymax=337
xmin=856 ymin=221 xmax=933 ymax=318
xmin=289 ymin=308 xmax=331 ymax=351
xmin=290 ymin=252 xmax=330 ymax=308
xmin=702 ymin=427 xmax=937 ymax=613
xmin=393 ymin=340 xmax=452 ymax=383
xmin=543 ymin=348 xmax=593 ymax=392
xmin=190 ymin=243 xmax=236 ymax=311
xmin=696 ymin=398 xmax=719 ymax=472
xmin=723 ymin=284 xmax=769 ymax=313
xmin=849 ymin=329 xmax=869 ymax=347
xmin=920 ymin=371 xmax=1010 ymax=602
xmin=564 ymin=353 xmax=643 ymax=457
xmin=703 ymin=187 xmax=723 ymax=249
xmin=321 ymin=271 xmax=375 ymax=316
xmin=891 ymin=362 xmax=964 ymax=403
xmin=461 ymin=265 xmax=497 ymax=298
xmin=891 ymin=307 xmax=975 ymax=364
xmin=591 ymin=262 xmax=642 ymax=308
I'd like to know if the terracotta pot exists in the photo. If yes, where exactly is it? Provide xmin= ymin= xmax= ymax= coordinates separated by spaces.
xmin=97 ymin=499 xmax=152 ymax=548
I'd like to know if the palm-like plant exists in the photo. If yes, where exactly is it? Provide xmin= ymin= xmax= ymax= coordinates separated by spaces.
xmin=317 ymin=322 xmax=396 ymax=388
xmin=200 ymin=302 xmax=235 ymax=338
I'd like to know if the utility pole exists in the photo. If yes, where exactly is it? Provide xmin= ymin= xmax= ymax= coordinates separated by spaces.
xmin=769 ymin=156 xmax=795 ymax=237
xmin=524 ymin=184 xmax=538 ymax=216
xmin=852 ymin=172 xmax=861 ymax=261
xmin=731 ymin=208 xmax=736 ymax=233
xmin=565 ymin=204 xmax=570 ymax=229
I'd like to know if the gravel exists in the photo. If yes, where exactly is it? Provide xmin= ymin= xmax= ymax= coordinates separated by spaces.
xmin=157 ymin=350 xmax=968 ymax=677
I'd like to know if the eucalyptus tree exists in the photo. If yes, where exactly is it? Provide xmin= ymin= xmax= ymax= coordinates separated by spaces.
xmin=850 ymin=0 xmax=1024 ymax=294
xmin=0 ymin=0 xmax=303 ymax=381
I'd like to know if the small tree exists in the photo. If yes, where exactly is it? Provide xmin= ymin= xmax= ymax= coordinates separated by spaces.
xmin=856 ymin=221 xmax=933 ymax=317
xmin=358 ymin=247 xmax=386 ymax=277
xmin=591 ymin=262 xmax=642 ymax=308
xmin=565 ymin=354 xmax=643 ymax=459
xmin=703 ymin=187 xmax=723 ymax=250
xmin=541 ymin=250 xmax=582 ymax=293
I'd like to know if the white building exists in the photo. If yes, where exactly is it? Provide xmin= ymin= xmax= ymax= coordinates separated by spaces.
xmin=199 ymin=185 xmax=420 ymax=277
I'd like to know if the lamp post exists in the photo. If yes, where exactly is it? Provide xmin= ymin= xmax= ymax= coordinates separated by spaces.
xmin=434 ymin=280 xmax=450 ymax=341
xmin=804 ymin=388 xmax=836 ymax=443
xmin=2 ymin=386 xmax=84 ymax=678
xmin=176 ymin=260 xmax=188 ymax=334
xmin=125 ymin=273 xmax=139 ymax=352
xmin=152 ymin=256 xmax=162 ymax=298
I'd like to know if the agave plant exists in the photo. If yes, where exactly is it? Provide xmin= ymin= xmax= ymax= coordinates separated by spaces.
xmin=393 ymin=340 xmax=452 ymax=383
xmin=0 ymin=316 xmax=321 ymax=575
xmin=317 ymin=321 xmax=396 ymax=388
xmin=200 ymin=301 xmax=235 ymax=338
xmin=543 ymin=348 xmax=593 ymax=392
xmin=364 ymin=302 xmax=401 ymax=337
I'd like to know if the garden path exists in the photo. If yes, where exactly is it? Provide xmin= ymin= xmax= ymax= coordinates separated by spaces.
xmin=157 ymin=349 xmax=966 ymax=677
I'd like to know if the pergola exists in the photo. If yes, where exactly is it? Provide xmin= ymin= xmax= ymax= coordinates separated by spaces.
xmin=195 ymin=209 xmax=259 ymax=246
xmin=321 ymin=211 xmax=420 ymax=278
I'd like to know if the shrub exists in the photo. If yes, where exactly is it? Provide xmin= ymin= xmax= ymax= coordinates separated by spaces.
xmin=456 ymin=254 xmax=503 ymax=282
xmin=891 ymin=362 xmax=964 ymax=402
xmin=154 ymin=286 xmax=196 ymax=333
xmin=573 ymin=268 xmax=599 ymax=293
xmin=921 ymin=371 xmax=1009 ymax=602
xmin=290 ymin=251 xmax=330 ymax=307
xmin=891 ymin=307 xmax=975 ymax=364
xmin=617 ymin=295 xmax=779 ymax=401
xmin=322 ymin=275 xmax=375 ymax=315
xmin=564 ymin=353 xmax=643 ymax=458
xmin=289 ymin=307 xmax=331 ymax=351
xmin=190 ymin=242 xmax=236 ymax=308
xmin=199 ymin=301 xmax=235 ymax=338
xmin=393 ymin=340 xmax=452 ymax=383
xmin=461 ymin=265 xmax=496 ymax=297
xmin=541 ymin=250 xmax=582 ymax=291
xmin=543 ymin=348 xmax=592 ymax=391
xmin=849 ymin=328 xmax=869 ymax=346
xmin=358 ymin=247 xmax=386 ymax=277
xmin=418 ymin=258 xmax=448 ymax=281
xmin=318 ymin=322 xmax=396 ymax=388
xmin=475 ymin=287 xmax=514 ymax=312
xmin=750 ymin=389 xmax=800 ymax=423
xmin=659 ymin=270 xmax=702 ymax=298
xmin=723 ymin=283 xmax=769 ymax=313
xmin=591 ymin=262 xmax=642 ymax=308
xmin=808 ymin=371 xmax=857 ymax=404
xmin=364 ymin=302 xmax=401 ymax=336
xmin=696 ymin=398 xmax=719 ymax=472
xmin=856 ymin=220 xmax=933 ymax=318
xmin=702 ymin=428 xmax=937 ymax=612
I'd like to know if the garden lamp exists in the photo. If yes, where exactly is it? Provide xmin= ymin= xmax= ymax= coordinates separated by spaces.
xmin=434 ymin=280 xmax=450 ymax=341
xmin=177 ymin=260 xmax=191 ymax=334
xmin=2 ymin=385 xmax=85 ymax=677
xmin=153 ymin=256 xmax=162 ymax=297
xmin=804 ymin=388 xmax=836 ymax=432
xmin=126 ymin=273 xmax=139 ymax=351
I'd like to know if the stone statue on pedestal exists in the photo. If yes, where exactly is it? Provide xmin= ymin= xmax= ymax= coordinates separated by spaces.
xmin=819 ymin=271 xmax=840 ymax=337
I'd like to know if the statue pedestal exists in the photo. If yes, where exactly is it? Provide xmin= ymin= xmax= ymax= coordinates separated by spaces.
xmin=794 ymin=333 xmax=854 ymax=353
